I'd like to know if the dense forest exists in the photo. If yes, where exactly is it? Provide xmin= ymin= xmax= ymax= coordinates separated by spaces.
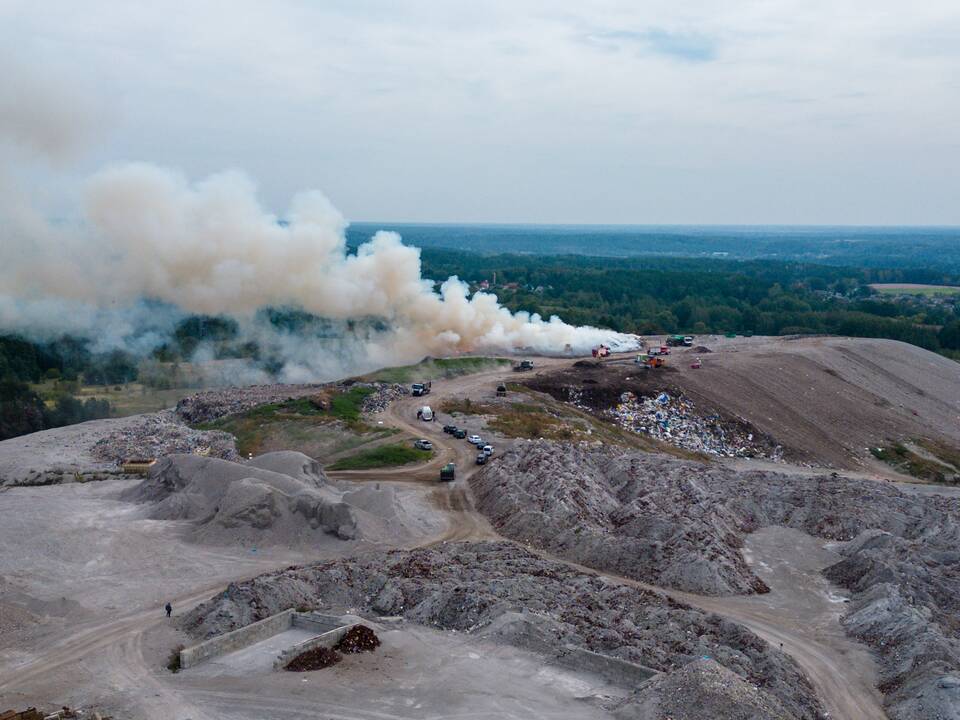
xmin=1 ymin=251 xmax=958 ymax=440
xmin=420 ymin=250 xmax=960 ymax=356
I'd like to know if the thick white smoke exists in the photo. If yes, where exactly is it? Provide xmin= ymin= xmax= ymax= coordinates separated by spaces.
xmin=0 ymin=55 xmax=638 ymax=381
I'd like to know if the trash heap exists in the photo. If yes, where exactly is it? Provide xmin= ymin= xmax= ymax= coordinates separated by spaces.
xmin=175 ymin=384 xmax=325 ymax=424
xmin=335 ymin=624 xmax=381 ymax=653
xmin=608 ymin=391 xmax=781 ymax=459
xmin=360 ymin=383 xmax=408 ymax=413
xmin=91 ymin=411 xmax=238 ymax=465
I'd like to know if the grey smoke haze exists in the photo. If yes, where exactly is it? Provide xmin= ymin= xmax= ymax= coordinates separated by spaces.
xmin=0 ymin=51 xmax=636 ymax=381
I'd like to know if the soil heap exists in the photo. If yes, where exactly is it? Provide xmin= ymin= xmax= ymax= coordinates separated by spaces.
xmin=182 ymin=541 xmax=823 ymax=720
xmin=471 ymin=441 xmax=960 ymax=720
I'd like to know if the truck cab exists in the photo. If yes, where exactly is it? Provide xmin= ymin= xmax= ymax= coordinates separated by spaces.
xmin=411 ymin=381 xmax=432 ymax=396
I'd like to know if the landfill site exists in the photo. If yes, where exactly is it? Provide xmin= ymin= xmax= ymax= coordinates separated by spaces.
xmin=3 ymin=334 xmax=960 ymax=720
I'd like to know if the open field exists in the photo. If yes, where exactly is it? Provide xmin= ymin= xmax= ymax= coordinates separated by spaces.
xmin=869 ymin=283 xmax=960 ymax=295
xmin=194 ymin=388 xmax=393 ymax=458
xmin=327 ymin=442 xmax=432 ymax=470
xmin=362 ymin=356 xmax=512 ymax=383
xmin=32 ymin=380 xmax=194 ymax=417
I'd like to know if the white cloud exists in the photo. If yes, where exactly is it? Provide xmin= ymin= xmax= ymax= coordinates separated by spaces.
xmin=1 ymin=0 xmax=958 ymax=224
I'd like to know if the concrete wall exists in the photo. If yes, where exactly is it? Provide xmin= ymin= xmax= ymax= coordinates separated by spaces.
xmin=291 ymin=613 xmax=344 ymax=634
xmin=180 ymin=608 xmax=296 ymax=669
xmin=553 ymin=645 xmax=658 ymax=686
xmin=274 ymin=621 xmax=375 ymax=670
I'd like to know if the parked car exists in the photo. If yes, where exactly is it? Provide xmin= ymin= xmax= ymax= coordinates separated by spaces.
xmin=414 ymin=439 xmax=433 ymax=451
xmin=443 ymin=424 xmax=457 ymax=434
xmin=453 ymin=429 xmax=467 ymax=439
xmin=482 ymin=445 xmax=493 ymax=456
xmin=467 ymin=434 xmax=482 ymax=445
xmin=475 ymin=453 xmax=488 ymax=465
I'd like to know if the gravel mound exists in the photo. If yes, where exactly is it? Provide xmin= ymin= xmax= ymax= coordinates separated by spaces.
xmin=824 ymin=527 xmax=960 ymax=720
xmin=472 ymin=441 xmax=960 ymax=719
xmin=615 ymin=658 xmax=796 ymax=720
xmin=182 ymin=542 xmax=823 ymax=720
xmin=120 ymin=452 xmax=360 ymax=544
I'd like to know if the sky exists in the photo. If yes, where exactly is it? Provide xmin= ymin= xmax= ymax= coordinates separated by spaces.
xmin=2 ymin=0 xmax=959 ymax=225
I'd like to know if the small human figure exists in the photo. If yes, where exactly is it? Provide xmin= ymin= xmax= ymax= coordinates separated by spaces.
xmin=165 ymin=602 xmax=172 ymax=618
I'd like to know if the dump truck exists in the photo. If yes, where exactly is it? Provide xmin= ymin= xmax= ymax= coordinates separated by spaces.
xmin=592 ymin=344 xmax=611 ymax=358
xmin=666 ymin=335 xmax=686 ymax=347
xmin=440 ymin=462 xmax=456 ymax=482
xmin=411 ymin=381 xmax=432 ymax=397
xmin=513 ymin=360 xmax=534 ymax=371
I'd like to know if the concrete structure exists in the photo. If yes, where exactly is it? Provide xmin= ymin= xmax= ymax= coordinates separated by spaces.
xmin=273 ymin=621 xmax=375 ymax=670
xmin=179 ymin=610 xmax=345 ymax=669
xmin=553 ymin=645 xmax=658 ymax=686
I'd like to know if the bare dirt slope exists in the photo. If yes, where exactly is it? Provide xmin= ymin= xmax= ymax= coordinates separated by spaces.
xmin=528 ymin=336 xmax=960 ymax=470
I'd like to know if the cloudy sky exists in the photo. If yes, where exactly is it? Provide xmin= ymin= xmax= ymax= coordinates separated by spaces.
xmin=3 ymin=0 xmax=959 ymax=225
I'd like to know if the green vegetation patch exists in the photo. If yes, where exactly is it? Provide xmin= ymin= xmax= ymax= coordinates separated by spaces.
xmin=327 ymin=443 xmax=433 ymax=470
xmin=197 ymin=386 xmax=380 ymax=456
xmin=366 ymin=356 xmax=511 ymax=384
xmin=870 ymin=284 xmax=960 ymax=297
xmin=870 ymin=442 xmax=959 ymax=484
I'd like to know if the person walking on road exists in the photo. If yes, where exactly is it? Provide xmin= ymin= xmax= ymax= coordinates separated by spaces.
xmin=165 ymin=602 xmax=172 ymax=618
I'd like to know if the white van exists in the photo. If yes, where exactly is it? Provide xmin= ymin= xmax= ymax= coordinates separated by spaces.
xmin=418 ymin=406 xmax=434 ymax=422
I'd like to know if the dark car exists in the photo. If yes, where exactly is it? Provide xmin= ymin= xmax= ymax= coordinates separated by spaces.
xmin=475 ymin=453 xmax=488 ymax=465
xmin=443 ymin=424 xmax=457 ymax=434
xmin=453 ymin=429 xmax=467 ymax=439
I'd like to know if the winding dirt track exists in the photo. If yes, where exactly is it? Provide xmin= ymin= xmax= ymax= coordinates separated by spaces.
xmin=1 ymin=350 xmax=914 ymax=719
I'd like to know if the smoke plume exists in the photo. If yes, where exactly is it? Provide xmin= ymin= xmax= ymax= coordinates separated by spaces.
xmin=0 ymin=56 xmax=637 ymax=382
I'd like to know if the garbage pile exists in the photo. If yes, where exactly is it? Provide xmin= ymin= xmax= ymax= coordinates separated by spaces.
xmin=91 ymin=411 xmax=238 ymax=465
xmin=360 ymin=383 xmax=408 ymax=413
xmin=608 ymin=391 xmax=781 ymax=459
xmin=284 ymin=646 xmax=342 ymax=671
xmin=335 ymin=624 xmax=381 ymax=653
xmin=175 ymin=384 xmax=325 ymax=424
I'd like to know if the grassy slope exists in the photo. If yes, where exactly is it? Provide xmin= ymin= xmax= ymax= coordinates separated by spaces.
xmin=871 ymin=440 xmax=960 ymax=484
xmin=196 ymin=387 xmax=387 ymax=456
xmin=327 ymin=443 xmax=433 ymax=470
xmin=365 ymin=357 xmax=512 ymax=384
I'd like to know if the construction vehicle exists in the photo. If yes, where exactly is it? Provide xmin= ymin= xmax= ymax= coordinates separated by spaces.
xmin=666 ymin=335 xmax=686 ymax=347
xmin=690 ymin=358 xmax=702 ymax=369
xmin=513 ymin=360 xmax=534 ymax=371
xmin=634 ymin=353 xmax=648 ymax=364
xmin=658 ymin=345 xmax=670 ymax=355
xmin=645 ymin=356 xmax=665 ymax=369
xmin=440 ymin=463 xmax=456 ymax=482
xmin=592 ymin=344 xmax=611 ymax=358
xmin=411 ymin=381 xmax=432 ymax=397
xmin=496 ymin=383 xmax=507 ymax=397
xmin=683 ymin=336 xmax=694 ymax=347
